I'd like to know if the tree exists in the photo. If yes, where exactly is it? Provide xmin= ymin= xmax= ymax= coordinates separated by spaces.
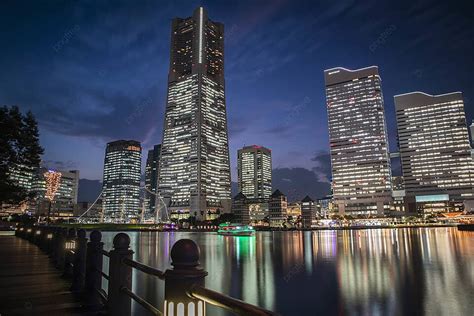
xmin=0 ymin=106 xmax=44 ymax=205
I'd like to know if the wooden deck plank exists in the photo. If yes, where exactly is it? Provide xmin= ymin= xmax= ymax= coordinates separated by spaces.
xmin=0 ymin=235 xmax=89 ymax=316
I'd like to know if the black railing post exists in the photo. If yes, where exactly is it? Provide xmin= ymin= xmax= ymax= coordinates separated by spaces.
xmin=85 ymin=230 xmax=104 ymax=310
xmin=63 ymin=228 xmax=77 ymax=277
xmin=50 ymin=227 xmax=59 ymax=258
xmin=163 ymin=239 xmax=208 ymax=315
xmin=26 ymin=227 xmax=33 ymax=242
xmin=55 ymin=227 xmax=68 ymax=269
xmin=108 ymin=233 xmax=134 ymax=316
xmin=71 ymin=229 xmax=87 ymax=292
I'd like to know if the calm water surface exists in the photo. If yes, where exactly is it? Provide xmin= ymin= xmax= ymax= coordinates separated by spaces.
xmin=101 ymin=228 xmax=474 ymax=315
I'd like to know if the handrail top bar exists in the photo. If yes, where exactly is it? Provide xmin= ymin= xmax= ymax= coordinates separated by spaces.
xmin=189 ymin=285 xmax=278 ymax=316
xmin=122 ymin=257 xmax=165 ymax=280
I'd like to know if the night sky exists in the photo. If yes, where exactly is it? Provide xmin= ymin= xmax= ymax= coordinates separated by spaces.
xmin=1 ymin=0 xmax=473 ymax=201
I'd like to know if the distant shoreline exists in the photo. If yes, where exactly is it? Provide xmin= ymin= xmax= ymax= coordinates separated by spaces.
xmin=42 ymin=222 xmax=460 ymax=232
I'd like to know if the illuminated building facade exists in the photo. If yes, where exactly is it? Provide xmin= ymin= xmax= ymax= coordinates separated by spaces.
xmin=30 ymin=168 xmax=79 ymax=217
xmin=394 ymin=92 xmax=474 ymax=213
xmin=269 ymin=189 xmax=288 ymax=227
xmin=324 ymin=66 xmax=392 ymax=215
xmin=102 ymin=140 xmax=141 ymax=222
xmin=144 ymin=144 xmax=161 ymax=218
xmin=158 ymin=7 xmax=231 ymax=220
xmin=7 ymin=164 xmax=34 ymax=192
xmin=237 ymin=145 xmax=272 ymax=199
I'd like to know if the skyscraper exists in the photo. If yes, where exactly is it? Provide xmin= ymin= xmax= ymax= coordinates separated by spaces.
xmin=394 ymin=92 xmax=474 ymax=213
xmin=144 ymin=144 xmax=161 ymax=218
xmin=237 ymin=145 xmax=272 ymax=199
xmin=102 ymin=140 xmax=141 ymax=222
xmin=158 ymin=7 xmax=231 ymax=220
xmin=324 ymin=66 xmax=392 ymax=215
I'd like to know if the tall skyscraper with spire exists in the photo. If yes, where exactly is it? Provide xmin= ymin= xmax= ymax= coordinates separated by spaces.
xmin=324 ymin=66 xmax=392 ymax=215
xmin=158 ymin=7 xmax=231 ymax=220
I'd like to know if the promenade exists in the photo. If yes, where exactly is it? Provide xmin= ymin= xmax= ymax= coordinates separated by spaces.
xmin=0 ymin=233 xmax=85 ymax=315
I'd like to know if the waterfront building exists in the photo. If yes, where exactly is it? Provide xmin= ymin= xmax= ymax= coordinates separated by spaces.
xmin=232 ymin=192 xmax=250 ymax=224
xmin=237 ymin=145 xmax=272 ymax=199
xmin=144 ymin=144 xmax=161 ymax=220
xmin=102 ymin=140 xmax=141 ymax=222
xmin=394 ymin=92 xmax=474 ymax=213
xmin=7 ymin=164 xmax=34 ymax=192
xmin=324 ymin=66 xmax=392 ymax=215
xmin=158 ymin=7 xmax=231 ymax=221
xmin=231 ymin=193 xmax=269 ymax=225
xmin=317 ymin=195 xmax=334 ymax=218
xmin=30 ymin=168 xmax=80 ymax=218
xmin=287 ymin=202 xmax=301 ymax=218
xmin=301 ymin=196 xmax=317 ymax=228
xmin=269 ymin=189 xmax=288 ymax=227
xmin=391 ymin=176 xmax=406 ymax=213
xmin=1 ymin=164 xmax=35 ymax=214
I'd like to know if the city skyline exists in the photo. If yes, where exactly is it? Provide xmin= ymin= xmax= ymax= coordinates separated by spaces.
xmin=1 ymin=0 xmax=473 ymax=202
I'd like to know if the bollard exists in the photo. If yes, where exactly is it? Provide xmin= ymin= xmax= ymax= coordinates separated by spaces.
xmin=163 ymin=239 xmax=208 ymax=316
xmin=108 ymin=233 xmax=134 ymax=316
xmin=85 ymin=230 xmax=104 ymax=310
xmin=63 ymin=228 xmax=77 ymax=278
xmin=71 ymin=229 xmax=87 ymax=292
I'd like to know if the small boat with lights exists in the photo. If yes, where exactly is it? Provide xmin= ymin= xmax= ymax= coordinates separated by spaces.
xmin=217 ymin=223 xmax=255 ymax=236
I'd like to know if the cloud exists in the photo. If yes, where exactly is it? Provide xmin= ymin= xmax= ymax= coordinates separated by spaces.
xmin=42 ymin=160 xmax=78 ymax=171
xmin=272 ymin=167 xmax=330 ymax=202
xmin=311 ymin=151 xmax=331 ymax=182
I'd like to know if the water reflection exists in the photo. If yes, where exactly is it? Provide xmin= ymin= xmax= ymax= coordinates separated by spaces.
xmin=101 ymin=228 xmax=474 ymax=315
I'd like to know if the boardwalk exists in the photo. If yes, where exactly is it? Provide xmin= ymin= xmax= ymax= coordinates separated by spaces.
xmin=0 ymin=233 xmax=86 ymax=315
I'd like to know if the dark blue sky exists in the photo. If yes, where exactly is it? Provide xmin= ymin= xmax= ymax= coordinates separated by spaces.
xmin=1 ymin=0 xmax=473 ymax=199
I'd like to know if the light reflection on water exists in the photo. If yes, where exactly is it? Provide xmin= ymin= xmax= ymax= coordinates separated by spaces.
xmin=101 ymin=228 xmax=474 ymax=315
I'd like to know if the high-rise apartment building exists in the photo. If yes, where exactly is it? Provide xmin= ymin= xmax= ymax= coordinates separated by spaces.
xmin=324 ymin=66 xmax=392 ymax=215
xmin=158 ymin=7 xmax=231 ymax=220
xmin=237 ymin=145 xmax=272 ymax=199
xmin=102 ymin=140 xmax=141 ymax=222
xmin=394 ymin=92 xmax=474 ymax=213
xmin=144 ymin=144 xmax=161 ymax=218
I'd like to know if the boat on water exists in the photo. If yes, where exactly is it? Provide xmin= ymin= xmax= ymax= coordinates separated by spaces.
xmin=217 ymin=223 xmax=255 ymax=236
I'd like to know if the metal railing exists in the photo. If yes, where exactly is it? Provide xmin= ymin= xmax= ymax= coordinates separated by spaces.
xmin=14 ymin=224 xmax=278 ymax=316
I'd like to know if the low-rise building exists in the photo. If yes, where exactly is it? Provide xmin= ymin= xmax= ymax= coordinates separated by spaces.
xmin=269 ymin=189 xmax=288 ymax=228
xmin=301 ymin=196 xmax=317 ymax=228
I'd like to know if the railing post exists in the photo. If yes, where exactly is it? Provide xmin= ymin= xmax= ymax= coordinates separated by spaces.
xmin=45 ymin=227 xmax=54 ymax=254
xmin=26 ymin=227 xmax=33 ymax=242
xmin=63 ymin=228 xmax=77 ymax=277
xmin=108 ymin=233 xmax=134 ymax=316
xmin=50 ymin=227 xmax=59 ymax=258
xmin=85 ymin=230 xmax=104 ymax=310
xmin=55 ymin=227 xmax=68 ymax=269
xmin=163 ymin=239 xmax=208 ymax=316
xmin=71 ymin=229 xmax=87 ymax=292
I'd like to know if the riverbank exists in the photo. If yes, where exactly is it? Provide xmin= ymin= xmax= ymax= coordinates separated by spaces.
xmin=45 ymin=222 xmax=459 ymax=232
